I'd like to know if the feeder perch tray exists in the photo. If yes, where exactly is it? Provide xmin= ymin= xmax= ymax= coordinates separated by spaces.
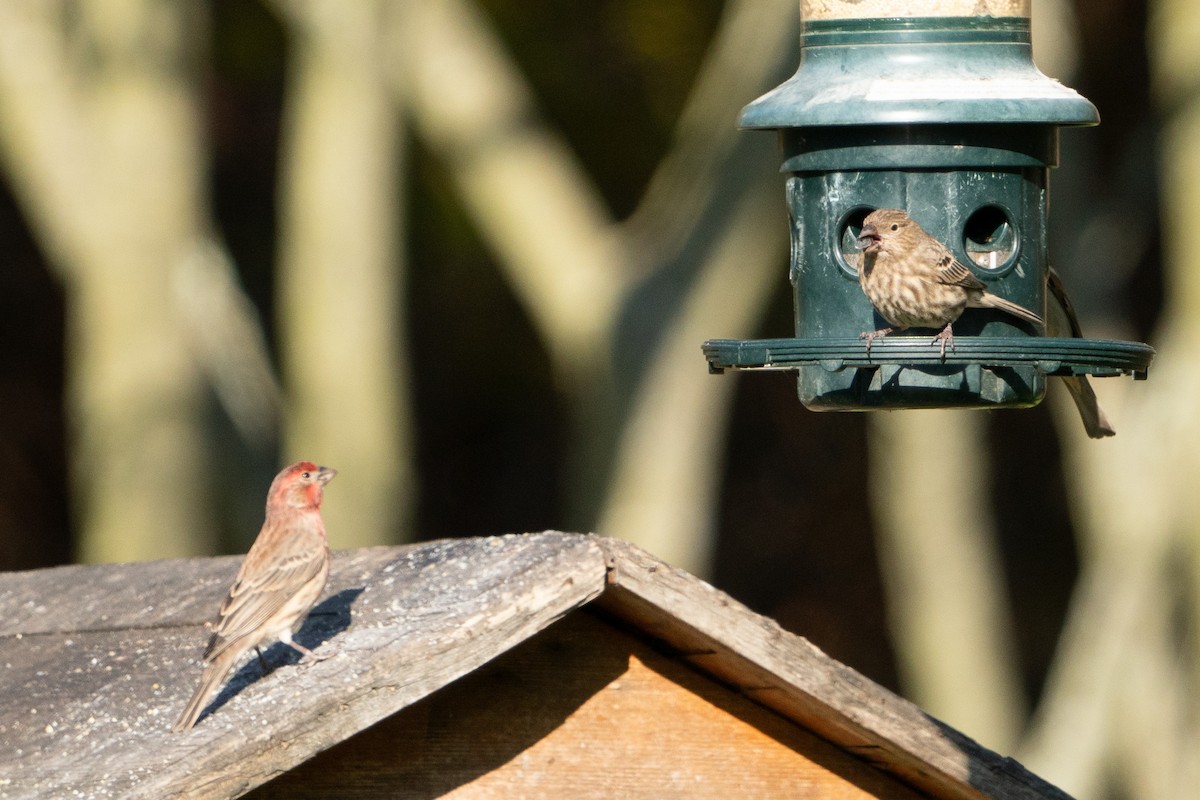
xmin=703 ymin=336 xmax=1155 ymax=379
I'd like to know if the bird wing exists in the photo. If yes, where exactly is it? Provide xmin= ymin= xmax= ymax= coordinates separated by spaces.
xmin=204 ymin=540 xmax=327 ymax=661
xmin=934 ymin=251 xmax=987 ymax=291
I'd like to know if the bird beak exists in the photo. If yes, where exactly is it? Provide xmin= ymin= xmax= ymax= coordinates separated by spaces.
xmin=857 ymin=224 xmax=880 ymax=249
xmin=316 ymin=466 xmax=336 ymax=484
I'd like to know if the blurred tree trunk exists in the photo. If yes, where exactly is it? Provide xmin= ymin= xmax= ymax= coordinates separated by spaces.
xmin=392 ymin=0 xmax=796 ymax=575
xmin=272 ymin=0 xmax=413 ymax=547
xmin=389 ymin=0 xmax=630 ymax=537
xmin=1017 ymin=1 xmax=1200 ymax=795
xmin=595 ymin=0 xmax=795 ymax=572
xmin=597 ymin=182 xmax=783 ymax=572
xmin=0 ymin=0 xmax=216 ymax=561
xmin=391 ymin=0 xmax=627 ymax=380
xmin=867 ymin=410 xmax=1025 ymax=753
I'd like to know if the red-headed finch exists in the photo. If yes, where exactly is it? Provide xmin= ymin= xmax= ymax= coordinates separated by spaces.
xmin=172 ymin=461 xmax=336 ymax=732
xmin=856 ymin=208 xmax=1043 ymax=356
xmin=1047 ymin=267 xmax=1115 ymax=438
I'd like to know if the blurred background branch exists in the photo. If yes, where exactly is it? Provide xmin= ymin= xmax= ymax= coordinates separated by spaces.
xmin=0 ymin=2 xmax=1187 ymax=798
xmin=272 ymin=0 xmax=413 ymax=547
xmin=391 ymin=0 xmax=795 ymax=571
xmin=0 ymin=0 xmax=219 ymax=561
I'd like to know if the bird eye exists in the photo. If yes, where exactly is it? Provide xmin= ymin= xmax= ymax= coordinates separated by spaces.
xmin=890 ymin=223 xmax=899 ymax=231
xmin=301 ymin=471 xmax=311 ymax=479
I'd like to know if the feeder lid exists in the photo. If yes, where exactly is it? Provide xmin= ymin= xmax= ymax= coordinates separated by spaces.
xmin=740 ymin=16 xmax=1099 ymax=129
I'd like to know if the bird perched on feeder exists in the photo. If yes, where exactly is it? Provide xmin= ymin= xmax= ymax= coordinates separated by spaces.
xmin=173 ymin=461 xmax=337 ymax=732
xmin=855 ymin=208 xmax=1043 ymax=357
xmin=855 ymin=208 xmax=1114 ymax=438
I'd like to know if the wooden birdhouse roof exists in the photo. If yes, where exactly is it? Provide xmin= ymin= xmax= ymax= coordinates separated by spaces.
xmin=0 ymin=532 xmax=1071 ymax=799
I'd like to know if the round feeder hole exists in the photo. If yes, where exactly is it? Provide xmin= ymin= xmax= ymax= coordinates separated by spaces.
xmin=837 ymin=207 xmax=874 ymax=276
xmin=963 ymin=205 xmax=1017 ymax=271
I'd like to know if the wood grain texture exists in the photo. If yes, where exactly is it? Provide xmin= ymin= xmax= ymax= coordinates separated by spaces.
xmin=250 ymin=611 xmax=926 ymax=799
xmin=0 ymin=532 xmax=1071 ymax=800
xmin=594 ymin=537 xmax=1072 ymax=800
xmin=0 ymin=533 xmax=608 ymax=800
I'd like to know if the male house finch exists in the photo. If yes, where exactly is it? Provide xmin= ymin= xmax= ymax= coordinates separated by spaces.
xmin=856 ymin=208 xmax=1043 ymax=356
xmin=172 ymin=461 xmax=336 ymax=732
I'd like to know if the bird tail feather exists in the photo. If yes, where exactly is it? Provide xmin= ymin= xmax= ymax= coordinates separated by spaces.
xmin=977 ymin=293 xmax=1044 ymax=327
xmin=172 ymin=651 xmax=240 ymax=732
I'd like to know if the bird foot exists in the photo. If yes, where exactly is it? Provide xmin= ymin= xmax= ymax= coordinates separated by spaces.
xmin=288 ymin=641 xmax=334 ymax=665
xmin=305 ymin=648 xmax=336 ymax=665
xmin=930 ymin=324 xmax=955 ymax=359
xmin=859 ymin=327 xmax=894 ymax=357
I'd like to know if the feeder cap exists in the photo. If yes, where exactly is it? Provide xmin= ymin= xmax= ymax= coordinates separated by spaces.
xmin=740 ymin=16 xmax=1099 ymax=129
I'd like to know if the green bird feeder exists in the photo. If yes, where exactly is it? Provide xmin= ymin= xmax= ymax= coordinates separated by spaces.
xmin=703 ymin=1 xmax=1153 ymax=410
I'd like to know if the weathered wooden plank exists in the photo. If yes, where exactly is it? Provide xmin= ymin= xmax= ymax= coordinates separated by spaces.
xmin=0 ymin=545 xmax=408 ymax=637
xmin=0 ymin=553 xmax=238 ymax=637
xmin=0 ymin=533 xmax=609 ymax=800
xmin=249 ymin=610 xmax=928 ymax=799
xmin=593 ymin=537 xmax=1072 ymax=800
xmin=0 ymin=532 xmax=1071 ymax=800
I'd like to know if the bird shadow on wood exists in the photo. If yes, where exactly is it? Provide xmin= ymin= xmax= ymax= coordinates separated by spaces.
xmin=198 ymin=587 xmax=365 ymax=725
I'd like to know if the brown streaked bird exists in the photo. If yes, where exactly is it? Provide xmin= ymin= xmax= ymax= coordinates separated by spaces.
xmin=1046 ymin=267 xmax=1115 ymax=438
xmin=856 ymin=208 xmax=1043 ymax=356
xmin=172 ymin=461 xmax=336 ymax=732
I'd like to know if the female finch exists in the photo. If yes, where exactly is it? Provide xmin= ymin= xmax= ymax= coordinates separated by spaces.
xmin=856 ymin=208 xmax=1043 ymax=356
xmin=855 ymin=208 xmax=1114 ymax=437
xmin=172 ymin=461 xmax=336 ymax=732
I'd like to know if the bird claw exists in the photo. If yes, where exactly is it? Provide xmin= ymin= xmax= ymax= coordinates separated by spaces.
xmin=300 ymin=648 xmax=335 ymax=665
xmin=286 ymin=640 xmax=333 ymax=665
xmin=930 ymin=324 xmax=955 ymax=359
xmin=859 ymin=327 xmax=893 ymax=358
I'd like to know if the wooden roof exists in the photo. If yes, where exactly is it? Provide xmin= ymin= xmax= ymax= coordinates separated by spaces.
xmin=0 ymin=532 xmax=1071 ymax=799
